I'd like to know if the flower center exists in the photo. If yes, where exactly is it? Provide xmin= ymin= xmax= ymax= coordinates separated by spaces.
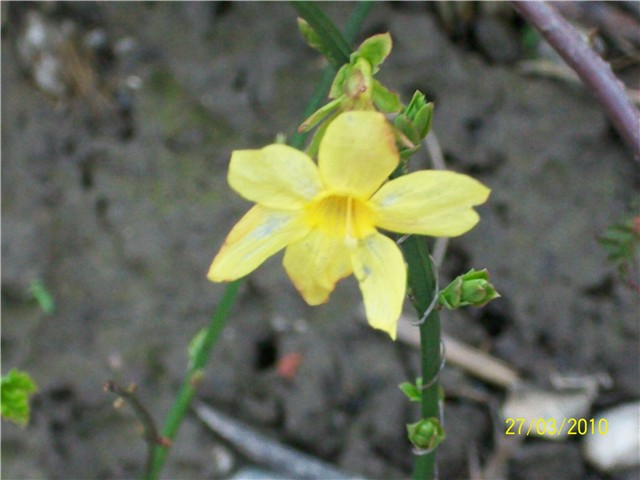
xmin=305 ymin=194 xmax=376 ymax=246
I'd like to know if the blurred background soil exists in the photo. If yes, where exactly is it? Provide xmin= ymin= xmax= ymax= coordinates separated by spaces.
xmin=2 ymin=2 xmax=639 ymax=479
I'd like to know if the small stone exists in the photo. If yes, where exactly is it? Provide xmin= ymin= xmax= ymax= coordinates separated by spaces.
xmin=208 ymin=444 xmax=235 ymax=476
xmin=583 ymin=402 xmax=640 ymax=473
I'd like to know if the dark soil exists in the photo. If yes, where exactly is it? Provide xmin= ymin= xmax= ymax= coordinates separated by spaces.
xmin=2 ymin=2 xmax=639 ymax=480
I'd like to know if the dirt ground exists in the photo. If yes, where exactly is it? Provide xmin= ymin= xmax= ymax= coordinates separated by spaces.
xmin=2 ymin=2 xmax=639 ymax=480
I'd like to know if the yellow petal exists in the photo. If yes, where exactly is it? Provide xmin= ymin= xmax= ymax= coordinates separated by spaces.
xmin=229 ymin=145 xmax=323 ymax=209
xmin=318 ymin=111 xmax=398 ymax=198
xmin=351 ymin=233 xmax=406 ymax=340
xmin=283 ymin=229 xmax=353 ymax=305
xmin=208 ymin=205 xmax=309 ymax=282
xmin=371 ymin=170 xmax=490 ymax=237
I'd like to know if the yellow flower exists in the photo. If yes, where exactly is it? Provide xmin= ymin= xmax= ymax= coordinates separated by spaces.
xmin=208 ymin=111 xmax=490 ymax=339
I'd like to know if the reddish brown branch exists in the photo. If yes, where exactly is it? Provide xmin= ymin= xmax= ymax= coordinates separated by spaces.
xmin=512 ymin=1 xmax=640 ymax=160
xmin=104 ymin=381 xmax=170 ymax=478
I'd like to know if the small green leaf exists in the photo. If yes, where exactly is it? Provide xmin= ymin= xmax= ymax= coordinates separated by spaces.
xmin=28 ymin=280 xmax=55 ymax=314
xmin=291 ymin=2 xmax=351 ymax=68
xmin=372 ymin=80 xmax=402 ymax=113
xmin=399 ymin=382 xmax=422 ymax=402
xmin=602 ymin=224 xmax=634 ymax=243
xmin=188 ymin=329 xmax=207 ymax=370
xmin=599 ymin=218 xmax=639 ymax=261
xmin=297 ymin=18 xmax=325 ymax=54
xmin=356 ymin=33 xmax=392 ymax=71
xmin=399 ymin=377 xmax=423 ymax=402
xmin=1 ymin=369 xmax=38 ymax=427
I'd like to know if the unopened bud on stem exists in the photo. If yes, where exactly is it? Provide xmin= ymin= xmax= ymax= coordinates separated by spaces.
xmin=438 ymin=269 xmax=500 ymax=309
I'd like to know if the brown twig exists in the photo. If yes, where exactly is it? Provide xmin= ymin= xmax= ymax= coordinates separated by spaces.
xmin=104 ymin=381 xmax=170 ymax=479
xmin=512 ymin=1 xmax=640 ymax=160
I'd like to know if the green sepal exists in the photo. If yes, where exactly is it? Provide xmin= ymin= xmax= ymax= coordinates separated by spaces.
xmin=399 ymin=377 xmax=423 ymax=402
xmin=394 ymin=114 xmax=420 ymax=145
xmin=329 ymin=64 xmax=350 ymax=99
xmin=407 ymin=417 xmax=445 ymax=451
xmin=353 ymin=32 xmax=392 ymax=72
xmin=413 ymin=102 xmax=434 ymax=139
xmin=297 ymin=18 xmax=325 ymax=55
xmin=372 ymin=80 xmax=402 ymax=113
xmin=1 ymin=369 xmax=38 ymax=427
xmin=298 ymin=97 xmax=342 ymax=133
xmin=438 ymin=269 xmax=501 ymax=309
xmin=405 ymin=90 xmax=428 ymax=118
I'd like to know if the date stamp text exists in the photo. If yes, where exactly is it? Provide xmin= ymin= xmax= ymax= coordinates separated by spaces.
xmin=505 ymin=417 xmax=608 ymax=437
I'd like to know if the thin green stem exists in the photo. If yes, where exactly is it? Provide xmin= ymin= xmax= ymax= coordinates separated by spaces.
xmin=342 ymin=1 xmax=373 ymax=41
xmin=146 ymin=4 xmax=373 ymax=479
xmin=401 ymin=236 xmax=441 ymax=480
xmin=148 ymin=280 xmax=241 ymax=480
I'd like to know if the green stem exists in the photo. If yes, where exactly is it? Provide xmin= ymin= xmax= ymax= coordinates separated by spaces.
xmin=146 ymin=4 xmax=373 ymax=479
xmin=401 ymin=236 xmax=441 ymax=480
xmin=148 ymin=280 xmax=241 ymax=480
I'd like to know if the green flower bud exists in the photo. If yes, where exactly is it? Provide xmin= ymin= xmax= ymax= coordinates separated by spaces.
xmin=406 ymin=417 xmax=445 ymax=451
xmin=405 ymin=90 xmax=428 ymax=118
xmin=394 ymin=91 xmax=434 ymax=150
xmin=438 ymin=269 xmax=500 ymax=309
